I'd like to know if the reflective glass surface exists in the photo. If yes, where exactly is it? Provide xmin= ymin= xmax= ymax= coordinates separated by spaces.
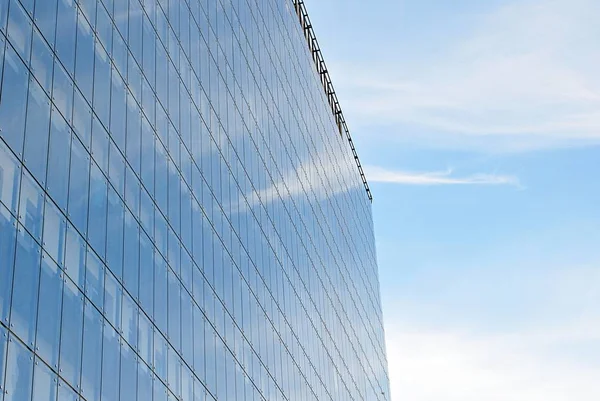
xmin=0 ymin=1 xmax=390 ymax=401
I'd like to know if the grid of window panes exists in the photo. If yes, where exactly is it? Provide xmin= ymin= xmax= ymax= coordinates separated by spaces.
xmin=0 ymin=0 xmax=390 ymax=400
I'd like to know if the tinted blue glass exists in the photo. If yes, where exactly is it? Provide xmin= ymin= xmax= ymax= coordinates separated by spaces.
xmin=31 ymin=29 xmax=54 ymax=95
xmin=46 ymin=110 xmax=71 ymax=212
xmin=33 ymin=0 xmax=57 ymax=46
xmin=92 ymin=42 xmax=110 ymax=126
xmin=10 ymin=227 xmax=41 ymax=347
xmin=79 ymin=0 xmax=96 ymax=28
xmin=64 ymin=223 xmax=86 ymax=289
xmin=42 ymin=198 xmax=66 ymax=267
xmin=154 ymin=251 xmax=168 ymax=334
xmin=104 ymin=270 xmax=122 ymax=333
xmin=72 ymin=88 xmax=92 ymax=149
xmin=168 ymin=345 xmax=181 ymax=398
xmin=23 ymin=78 xmax=51 ymax=187
xmin=6 ymin=0 xmax=32 ymax=63
xmin=106 ymin=186 xmax=124 ymax=279
xmin=0 ymin=323 xmax=6 ymax=390
xmin=52 ymin=60 xmax=74 ymax=125
xmin=0 ymin=140 xmax=21 ymax=215
xmin=108 ymin=140 xmax=125 ymax=198
xmin=81 ymin=301 xmax=102 ymax=401
xmin=121 ymin=292 xmax=138 ymax=348
xmin=137 ymin=310 xmax=152 ymax=366
xmin=109 ymin=73 xmax=126 ymax=152
xmin=18 ymin=169 xmax=43 ymax=243
xmin=88 ymin=162 xmax=108 ymax=257
xmin=0 ymin=44 xmax=28 ymax=157
xmin=153 ymin=330 xmax=167 ymax=383
xmin=123 ymin=210 xmax=139 ymax=299
xmin=85 ymin=248 xmax=104 ymax=309
xmin=138 ymin=362 xmax=153 ymax=401
xmin=36 ymin=251 xmax=63 ymax=369
xmin=4 ymin=335 xmax=34 ymax=401
xmin=101 ymin=323 xmax=120 ymax=401
xmin=55 ymin=0 xmax=77 ymax=75
xmin=67 ymin=137 xmax=90 ymax=235
xmin=138 ymin=231 xmax=154 ymax=316
xmin=91 ymin=117 xmax=110 ymax=175
xmin=74 ymin=12 xmax=95 ymax=102
xmin=120 ymin=344 xmax=137 ymax=401
xmin=32 ymin=358 xmax=58 ymax=401
xmin=58 ymin=378 xmax=78 ymax=401
xmin=167 ymin=267 xmax=181 ymax=351
xmin=59 ymin=278 xmax=84 ymax=388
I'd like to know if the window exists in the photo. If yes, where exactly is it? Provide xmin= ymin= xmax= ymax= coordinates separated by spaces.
xmin=36 ymin=251 xmax=63 ymax=369
xmin=4 ymin=335 xmax=34 ymax=401
xmin=18 ymin=169 xmax=44 ymax=242
xmin=59 ymin=278 xmax=84 ymax=388
xmin=10 ymin=226 xmax=41 ymax=347
xmin=0 ymin=44 xmax=29 ymax=157
xmin=46 ymin=110 xmax=71 ymax=212
xmin=23 ymin=78 xmax=51 ymax=187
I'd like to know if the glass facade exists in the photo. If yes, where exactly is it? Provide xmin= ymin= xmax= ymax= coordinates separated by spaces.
xmin=0 ymin=0 xmax=390 ymax=400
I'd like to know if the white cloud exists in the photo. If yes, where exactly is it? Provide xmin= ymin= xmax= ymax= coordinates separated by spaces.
xmin=383 ymin=265 xmax=600 ymax=401
xmin=333 ymin=0 xmax=600 ymax=150
xmin=366 ymin=166 xmax=521 ymax=187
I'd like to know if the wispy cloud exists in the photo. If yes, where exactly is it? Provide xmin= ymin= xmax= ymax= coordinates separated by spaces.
xmin=332 ymin=0 xmax=600 ymax=151
xmin=366 ymin=166 xmax=521 ymax=187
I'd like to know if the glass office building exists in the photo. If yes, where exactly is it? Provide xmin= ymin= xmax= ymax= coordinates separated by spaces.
xmin=0 ymin=0 xmax=390 ymax=400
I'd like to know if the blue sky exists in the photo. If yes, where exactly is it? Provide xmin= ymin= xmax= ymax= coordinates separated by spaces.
xmin=304 ymin=0 xmax=600 ymax=399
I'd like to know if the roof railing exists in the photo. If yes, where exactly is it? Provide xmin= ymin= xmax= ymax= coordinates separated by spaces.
xmin=292 ymin=0 xmax=373 ymax=202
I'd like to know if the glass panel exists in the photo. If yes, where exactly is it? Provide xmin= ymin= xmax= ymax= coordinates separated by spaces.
xmin=104 ymin=270 xmax=122 ymax=333
xmin=4 ymin=335 xmax=34 ymax=401
xmin=124 ymin=164 xmax=140 ymax=220
xmin=74 ymin=11 xmax=95 ymax=102
xmin=95 ymin=2 xmax=112 ymax=53
xmin=109 ymin=69 xmax=126 ymax=152
xmin=0 ymin=206 xmax=14 ymax=322
xmin=55 ymin=0 xmax=77 ymax=75
xmin=88 ymin=161 xmax=108 ymax=258
xmin=154 ymin=251 xmax=168 ymax=334
xmin=59 ymin=278 xmax=84 ymax=388
xmin=81 ymin=302 xmax=103 ymax=401
xmin=91 ymin=116 xmax=110 ymax=178
xmin=36 ymin=251 xmax=63 ymax=370
xmin=32 ymin=358 xmax=58 ymax=401
xmin=140 ymin=188 xmax=153 ymax=240
xmin=154 ymin=378 xmax=168 ymax=401
xmin=0 ymin=44 xmax=28 ymax=157
xmin=123 ymin=210 xmax=139 ymax=299
xmin=167 ymin=267 xmax=181 ymax=351
xmin=205 ymin=324 xmax=216 ymax=397
xmin=64 ymin=223 xmax=86 ymax=290
xmin=137 ymin=362 xmax=153 ymax=401
xmin=42 ymin=198 xmax=67 ymax=267
xmin=0 ymin=322 xmax=7 ymax=390
xmin=108 ymin=140 xmax=125 ymax=198
xmin=106 ymin=186 xmax=124 ymax=280
xmin=153 ymin=330 xmax=167 ymax=383
xmin=101 ymin=323 xmax=120 ymax=401
xmin=67 ymin=136 xmax=90 ymax=236
xmin=0 ymin=140 xmax=21 ymax=215
xmin=121 ymin=292 xmax=138 ymax=348
xmin=79 ymin=0 xmax=96 ymax=28
xmin=6 ymin=0 xmax=32 ymax=63
xmin=72 ymin=89 xmax=92 ymax=149
xmin=30 ymin=28 xmax=54 ymax=95
xmin=33 ymin=0 xmax=58 ymax=46
xmin=126 ymin=96 xmax=141 ymax=175
xmin=168 ymin=345 xmax=181 ymax=398
xmin=51 ymin=60 xmax=73 ymax=125
xmin=140 ymin=111 xmax=155 ymax=197
xmin=120 ymin=344 xmax=137 ymax=401
xmin=138 ymin=310 xmax=153 ymax=366
xmin=46 ymin=110 xmax=71 ymax=212
xmin=139 ymin=231 xmax=154 ymax=317
xmin=18 ymin=170 xmax=44 ymax=242
xmin=181 ymin=292 xmax=193 ymax=366
xmin=85 ymin=248 xmax=105 ymax=310
xmin=10 ymin=227 xmax=41 ymax=347
xmin=23 ymin=77 xmax=51 ymax=187
xmin=92 ymin=41 xmax=110 ymax=126
xmin=57 ymin=378 xmax=77 ymax=401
